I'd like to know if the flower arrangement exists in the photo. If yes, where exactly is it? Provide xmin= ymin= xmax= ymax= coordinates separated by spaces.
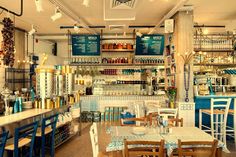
xmin=1 ymin=17 xmax=15 ymax=67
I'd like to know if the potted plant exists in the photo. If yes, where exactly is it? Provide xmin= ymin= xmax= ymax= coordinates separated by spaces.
xmin=167 ymin=86 xmax=177 ymax=108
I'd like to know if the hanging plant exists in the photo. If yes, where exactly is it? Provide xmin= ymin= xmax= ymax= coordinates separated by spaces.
xmin=1 ymin=17 xmax=15 ymax=67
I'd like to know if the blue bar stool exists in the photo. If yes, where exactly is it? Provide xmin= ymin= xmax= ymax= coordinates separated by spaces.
xmin=5 ymin=121 xmax=38 ymax=157
xmin=0 ymin=131 xmax=9 ymax=157
xmin=35 ymin=114 xmax=58 ymax=157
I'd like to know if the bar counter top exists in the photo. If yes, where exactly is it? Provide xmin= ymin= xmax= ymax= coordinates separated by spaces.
xmin=195 ymin=92 xmax=236 ymax=99
xmin=0 ymin=109 xmax=52 ymax=127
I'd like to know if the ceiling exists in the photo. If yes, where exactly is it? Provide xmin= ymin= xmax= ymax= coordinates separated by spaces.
xmin=0 ymin=0 xmax=235 ymax=36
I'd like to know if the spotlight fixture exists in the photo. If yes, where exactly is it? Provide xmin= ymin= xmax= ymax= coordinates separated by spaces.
xmin=51 ymin=7 xmax=62 ymax=21
xmin=28 ymin=25 xmax=36 ymax=35
xmin=74 ymin=24 xmax=80 ymax=33
xmin=136 ymin=31 xmax=143 ymax=37
xmin=83 ymin=0 xmax=90 ymax=7
xmin=35 ymin=0 xmax=43 ymax=12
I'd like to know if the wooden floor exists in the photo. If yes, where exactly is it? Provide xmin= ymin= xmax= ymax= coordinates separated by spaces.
xmin=55 ymin=122 xmax=236 ymax=157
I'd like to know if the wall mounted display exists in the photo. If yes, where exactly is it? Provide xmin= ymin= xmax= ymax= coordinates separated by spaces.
xmin=71 ymin=35 xmax=100 ymax=56
xmin=136 ymin=34 xmax=165 ymax=56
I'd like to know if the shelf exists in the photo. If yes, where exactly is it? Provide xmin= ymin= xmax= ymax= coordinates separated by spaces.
xmin=70 ymin=63 xmax=164 ymax=66
xmin=167 ymin=74 xmax=176 ymax=76
xmin=101 ymin=38 xmax=135 ymax=40
xmin=101 ymin=49 xmax=134 ymax=52
xmin=194 ymin=63 xmax=236 ymax=66
xmin=194 ymin=49 xmax=234 ymax=52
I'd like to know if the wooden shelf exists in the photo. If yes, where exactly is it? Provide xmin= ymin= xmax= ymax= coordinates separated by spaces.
xmin=194 ymin=63 xmax=236 ymax=66
xmin=70 ymin=63 xmax=164 ymax=66
xmin=101 ymin=38 xmax=135 ymax=40
xmin=101 ymin=49 xmax=134 ymax=52
xmin=194 ymin=49 xmax=234 ymax=52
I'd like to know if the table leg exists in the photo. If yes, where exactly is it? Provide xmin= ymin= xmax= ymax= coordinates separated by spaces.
xmin=216 ymin=147 xmax=222 ymax=157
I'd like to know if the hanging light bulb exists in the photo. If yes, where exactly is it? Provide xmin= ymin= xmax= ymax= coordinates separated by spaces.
xmin=123 ymin=31 xmax=126 ymax=36
xmin=136 ymin=31 xmax=143 ymax=37
xmin=51 ymin=7 xmax=62 ymax=21
xmin=233 ymin=29 xmax=236 ymax=35
xmin=74 ymin=24 xmax=80 ymax=33
xmin=35 ymin=0 xmax=43 ymax=12
xmin=28 ymin=25 xmax=36 ymax=35
xmin=203 ymin=28 xmax=209 ymax=35
xmin=83 ymin=0 xmax=90 ymax=7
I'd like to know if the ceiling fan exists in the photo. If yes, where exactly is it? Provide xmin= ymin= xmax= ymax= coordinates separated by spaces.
xmin=116 ymin=0 xmax=132 ymax=3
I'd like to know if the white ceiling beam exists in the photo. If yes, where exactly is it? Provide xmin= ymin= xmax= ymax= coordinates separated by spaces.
xmin=48 ymin=0 xmax=97 ymax=34
xmin=148 ymin=0 xmax=189 ymax=34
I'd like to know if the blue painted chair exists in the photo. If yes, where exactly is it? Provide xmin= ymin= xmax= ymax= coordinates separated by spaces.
xmin=5 ymin=121 xmax=38 ymax=157
xmin=35 ymin=114 xmax=58 ymax=157
xmin=0 ymin=131 xmax=9 ymax=157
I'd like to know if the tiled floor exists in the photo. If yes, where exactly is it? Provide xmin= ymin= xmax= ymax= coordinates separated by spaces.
xmin=55 ymin=122 xmax=236 ymax=157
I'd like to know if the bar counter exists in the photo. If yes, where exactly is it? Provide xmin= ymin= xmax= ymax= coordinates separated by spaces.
xmin=195 ymin=92 xmax=236 ymax=126
xmin=0 ymin=109 xmax=52 ymax=127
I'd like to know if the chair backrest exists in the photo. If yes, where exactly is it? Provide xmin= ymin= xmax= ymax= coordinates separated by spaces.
xmin=168 ymin=118 xmax=183 ymax=127
xmin=124 ymin=139 xmax=164 ymax=157
xmin=148 ymin=112 xmax=158 ymax=126
xmin=41 ymin=113 xmax=59 ymax=157
xmin=178 ymin=139 xmax=218 ymax=157
xmin=0 ymin=131 xmax=9 ymax=157
xmin=211 ymin=98 xmax=231 ymax=126
xmin=90 ymin=123 xmax=99 ymax=157
xmin=157 ymin=108 xmax=178 ymax=120
xmin=14 ymin=121 xmax=38 ymax=157
xmin=120 ymin=117 xmax=147 ymax=126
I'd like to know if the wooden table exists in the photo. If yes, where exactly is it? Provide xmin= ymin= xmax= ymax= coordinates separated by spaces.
xmin=106 ymin=126 xmax=224 ymax=157
xmin=0 ymin=109 xmax=52 ymax=127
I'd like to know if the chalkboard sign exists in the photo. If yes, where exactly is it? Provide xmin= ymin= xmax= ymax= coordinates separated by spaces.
xmin=136 ymin=34 xmax=165 ymax=55
xmin=71 ymin=35 xmax=100 ymax=56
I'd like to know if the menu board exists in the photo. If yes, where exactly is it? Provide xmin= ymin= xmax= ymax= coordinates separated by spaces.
xmin=136 ymin=34 xmax=165 ymax=55
xmin=71 ymin=35 xmax=100 ymax=56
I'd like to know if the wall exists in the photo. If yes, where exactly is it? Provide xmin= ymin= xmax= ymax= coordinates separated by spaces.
xmin=27 ymin=35 xmax=64 ymax=66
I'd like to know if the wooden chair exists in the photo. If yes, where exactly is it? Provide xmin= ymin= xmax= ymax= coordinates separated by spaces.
xmin=124 ymin=139 xmax=165 ymax=157
xmin=35 ymin=113 xmax=58 ymax=157
xmin=158 ymin=108 xmax=178 ymax=120
xmin=177 ymin=139 xmax=218 ymax=157
xmin=120 ymin=117 xmax=147 ymax=126
xmin=168 ymin=118 xmax=183 ymax=127
xmin=199 ymin=98 xmax=231 ymax=146
xmin=5 ymin=121 xmax=38 ymax=157
xmin=90 ymin=123 xmax=122 ymax=157
xmin=148 ymin=112 xmax=158 ymax=126
xmin=0 ymin=131 xmax=9 ymax=157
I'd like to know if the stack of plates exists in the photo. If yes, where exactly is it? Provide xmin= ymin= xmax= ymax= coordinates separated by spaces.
xmin=132 ymin=127 xmax=146 ymax=135
xmin=23 ymin=101 xmax=33 ymax=109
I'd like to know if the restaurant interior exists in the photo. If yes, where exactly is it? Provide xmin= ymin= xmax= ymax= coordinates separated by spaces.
xmin=0 ymin=0 xmax=236 ymax=156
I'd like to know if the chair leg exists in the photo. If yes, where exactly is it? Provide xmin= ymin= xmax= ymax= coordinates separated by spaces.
xmin=199 ymin=109 xmax=202 ymax=129
xmin=216 ymin=114 xmax=219 ymax=139
xmin=220 ymin=114 xmax=224 ymax=142
xmin=234 ymin=109 xmax=236 ymax=148
xmin=211 ymin=114 xmax=214 ymax=138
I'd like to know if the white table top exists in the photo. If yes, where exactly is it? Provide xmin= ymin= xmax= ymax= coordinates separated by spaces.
xmin=0 ymin=109 xmax=52 ymax=127
xmin=106 ymin=126 xmax=226 ymax=155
